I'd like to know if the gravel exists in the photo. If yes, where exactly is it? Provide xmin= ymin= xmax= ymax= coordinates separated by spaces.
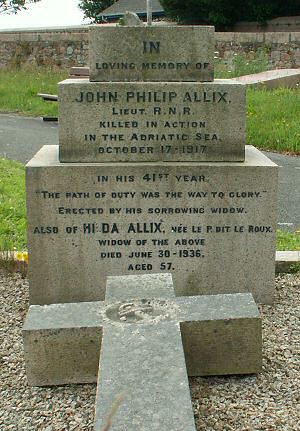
xmin=1 ymin=270 xmax=299 ymax=430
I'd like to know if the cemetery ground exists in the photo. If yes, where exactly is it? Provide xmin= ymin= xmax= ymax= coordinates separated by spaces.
xmin=1 ymin=269 xmax=299 ymax=430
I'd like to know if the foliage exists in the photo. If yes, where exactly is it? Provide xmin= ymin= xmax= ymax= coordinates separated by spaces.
xmin=0 ymin=0 xmax=40 ymax=14
xmin=160 ymin=0 xmax=300 ymax=28
xmin=78 ymin=0 xmax=116 ymax=22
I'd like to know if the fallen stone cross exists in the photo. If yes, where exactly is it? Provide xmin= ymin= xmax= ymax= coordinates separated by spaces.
xmin=23 ymin=274 xmax=262 ymax=430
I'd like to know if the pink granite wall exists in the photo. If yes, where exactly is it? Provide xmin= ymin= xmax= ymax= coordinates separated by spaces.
xmin=0 ymin=27 xmax=89 ymax=69
xmin=215 ymin=32 xmax=300 ymax=69
xmin=0 ymin=27 xmax=299 ymax=70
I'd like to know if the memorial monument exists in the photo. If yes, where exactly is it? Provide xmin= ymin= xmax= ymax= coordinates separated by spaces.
xmin=23 ymin=4 xmax=277 ymax=429
xmin=26 ymin=10 xmax=277 ymax=307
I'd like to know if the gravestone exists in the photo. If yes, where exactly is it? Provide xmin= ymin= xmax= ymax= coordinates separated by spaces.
xmin=26 ymin=22 xmax=278 ymax=306
xmin=23 ymin=273 xmax=262 ymax=430
xmin=58 ymin=80 xmax=246 ymax=162
xmin=89 ymin=25 xmax=214 ymax=82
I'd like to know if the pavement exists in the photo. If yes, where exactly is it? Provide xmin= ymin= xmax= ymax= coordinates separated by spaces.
xmin=0 ymin=113 xmax=299 ymax=231
xmin=0 ymin=114 xmax=58 ymax=163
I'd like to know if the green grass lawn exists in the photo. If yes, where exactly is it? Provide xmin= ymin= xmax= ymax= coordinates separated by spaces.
xmin=0 ymin=67 xmax=68 ymax=117
xmin=215 ymin=53 xmax=300 ymax=155
xmin=0 ymin=158 xmax=26 ymax=250
xmin=277 ymin=229 xmax=300 ymax=251
xmin=247 ymin=87 xmax=300 ymax=154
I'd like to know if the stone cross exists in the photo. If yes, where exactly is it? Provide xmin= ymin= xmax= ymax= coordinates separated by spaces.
xmin=23 ymin=274 xmax=262 ymax=431
xmin=147 ymin=0 xmax=152 ymax=25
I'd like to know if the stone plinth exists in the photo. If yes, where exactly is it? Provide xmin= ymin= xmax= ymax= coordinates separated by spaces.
xmin=89 ymin=25 xmax=214 ymax=82
xmin=58 ymin=79 xmax=246 ymax=163
xmin=26 ymin=145 xmax=277 ymax=305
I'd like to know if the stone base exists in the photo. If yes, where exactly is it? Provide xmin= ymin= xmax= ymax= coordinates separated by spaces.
xmin=26 ymin=145 xmax=277 ymax=305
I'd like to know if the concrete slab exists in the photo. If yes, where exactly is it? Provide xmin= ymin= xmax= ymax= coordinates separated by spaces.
xmin=233 ymin=69 xmax=300 ymax=89
xmin=276 ymin=250 xmax=300 ymax=272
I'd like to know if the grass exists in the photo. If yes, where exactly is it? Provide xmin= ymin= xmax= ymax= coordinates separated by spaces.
xmin=277 ymin=230 xmax=300 ymax=272
xmin=277 ymin=230 xmax=300 ymax=251
xmin=0 ymin=67 xmax=68 ymax=117
xmin=215 ymin=51 xmax=300 ymax=155
xmin=0 ymin=158 xmax=26 ymax=251
xmin=247 ymin=87 xmax=300 ymax=154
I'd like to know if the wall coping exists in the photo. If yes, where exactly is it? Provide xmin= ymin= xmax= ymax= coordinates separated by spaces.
xmin=0 ymin=25 xmax=90 ymax=34
xmin=0 ymin=26 xmax=299 ymax=41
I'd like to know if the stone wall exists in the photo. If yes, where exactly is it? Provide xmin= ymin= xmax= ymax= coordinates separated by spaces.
xmin=215 ymin=32 xmax=300 ymax=69
xmin=0 ymin=26 xmax=299 ymax=70
xmin=0 ymin=26 xmax=89 ymax=69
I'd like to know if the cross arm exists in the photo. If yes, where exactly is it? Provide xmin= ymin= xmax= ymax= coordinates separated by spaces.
xmin=23 ymin=301 xmax=105 ymax=386
xmin=177 ymin=293 xmax=262 ymax=376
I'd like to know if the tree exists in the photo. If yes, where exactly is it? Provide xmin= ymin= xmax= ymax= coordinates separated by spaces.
xmin=78 ymin=0 xmax=117 ymax=22
xmin=160 ymin=0 xmax=300 ymax=28
xmin=0 ymin=0 xmax=40 ymax=14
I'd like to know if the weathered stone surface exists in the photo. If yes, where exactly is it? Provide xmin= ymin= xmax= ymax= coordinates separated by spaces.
xmin=181 ymin=316 xmax=262 ymax=376
xmin=89 ymin=25 xmax=214 ymax=82
xmin=118 ymin=11 xmax=144 ymax=26
xmin=275 ymin=251 xmax=300 ymax=273
xmin=58 ymin=79 xmax=246 ymax=163
xmin=95 ymin=323 xmax=196 ymax=431
xmin=106 ymin=273 xmax=175 ymax=300
xmin=23 ymin=274 xmax=261 ymax=389
xmin=23 ymin=304 xmax=103 ymax=386
xmin=26 ymin=145 xmax=277 ymax=305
